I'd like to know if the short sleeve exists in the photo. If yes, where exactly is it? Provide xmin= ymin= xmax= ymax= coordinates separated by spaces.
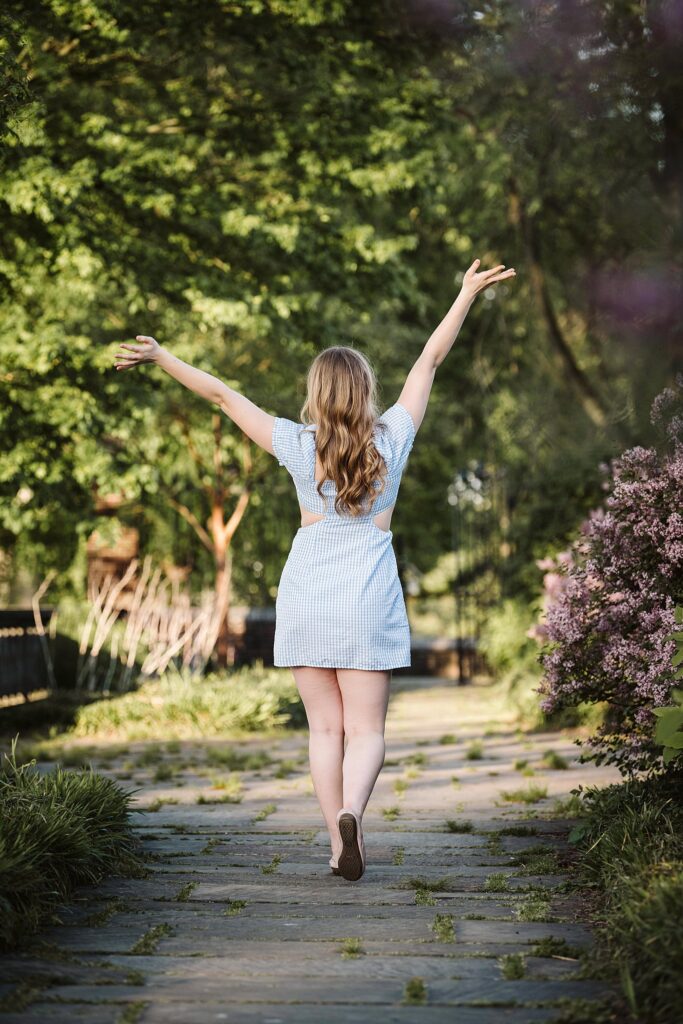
xmin=272 ymin=417 xmax=311 ymax=477
xmin=377 ymin=402 xmax=416 ymax=474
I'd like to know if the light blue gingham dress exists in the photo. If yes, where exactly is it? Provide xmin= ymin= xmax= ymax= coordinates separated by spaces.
xmin=272 ymin=402 xmax=416 ymax=670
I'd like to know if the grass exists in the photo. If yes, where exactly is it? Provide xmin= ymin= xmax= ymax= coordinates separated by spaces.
xmin=393 ymin=778 xmax=408 ymax=796
xmin=414 ymin=888 xmax=436 ymax=906
xmin=500 ymin=952 xmax=526 ymax=980
xmin=392 ymin=847 xmax=405 ymax=866
xmin=500 ymin=825 xmax=538 ymax=837
xmin=71 ymin=667 xmax=306 ymax=740
xmin=568 ymin=775 xmax=683 ymax=1023
xmin=484 ymin=872 xmax=509 ymax=893
xmin=261 ymin=853 xmax=282 ymax=875
xmin=510 ymin=844 xmax=561 ymax=876
xmin=129 ymin=923 xmax=173 ymax=954
xmin=206 ymin=747 xmax=272 ymax=771
xmin=530 ymin=936 xmax=582 ymax=959
xmin=0 ymin=748 xmax=142 ymax=951
xmin=431 ymin=913 xmax=455 ymax=942
xmin=499 ymin=783 xmax=548 ymax=805
xmin=445 ymin=818 xmax=474 ymax=833
xmin=403 ymin=977 xmax=427 ymax=1006
xmin=118 ymin=1002 xmax=148 ymax=1024
xmin=541 ymin=749 xmax=570 ymax=770
xmin=381 ymin=806 xmax=401 ymax=821
xmin=404 ymin=751 xmax=428 ymax=766
xmin=516 ymin=897 xmax=552 ymax=922
xmin=222 ymin=899 xmax=247 ymax=916
xmin=439 ymin=733 xmax=456 ymax=745
xmin=174 ymin=881 xmax=197 ymax=902
xmin=145 ymin=796 xmax=178 ymax=812
xmin=465 ymin=740 xmax=484 ymax=760
xmin=197 ymin=773 xmax=243 ymax=804
xmin=253 ymin=803 xmax=277 ymax=822
xmin=339 ymin=937 xmax=364 ymax=959
xmin=552 ymin=793 xmax=585 ymax=817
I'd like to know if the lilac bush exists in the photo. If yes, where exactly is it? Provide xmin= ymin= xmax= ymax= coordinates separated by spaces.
xmin=535 ymin=378 xmax=683 ymax=774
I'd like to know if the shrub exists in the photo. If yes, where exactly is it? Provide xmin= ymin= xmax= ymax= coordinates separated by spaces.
xmin=569 ymin=777 xmax=683 ymax=1022
xmin=0 ymin=749 xmax=142 ymax=949
xmin=535 ymin=379 xmax=683 ymax=773
xmin=72 ymin=666 xmax=305 ymax=740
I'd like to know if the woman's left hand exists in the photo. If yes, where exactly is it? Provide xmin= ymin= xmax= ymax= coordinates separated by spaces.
xmin=114 ymin=335 xmax=162 ymax=371
xmin=461 ymin=259 xmax=516 ymax=300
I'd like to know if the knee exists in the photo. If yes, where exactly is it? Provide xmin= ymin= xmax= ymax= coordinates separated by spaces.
xmin=343 ymin=724 xmax=385 ymax=741
xmin=309 ymin=723 xmax=344 ymax=739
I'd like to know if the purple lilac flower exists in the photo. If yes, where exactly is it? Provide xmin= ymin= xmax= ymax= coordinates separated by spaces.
xmin=533 ymin=380 xmax=683 ymax=774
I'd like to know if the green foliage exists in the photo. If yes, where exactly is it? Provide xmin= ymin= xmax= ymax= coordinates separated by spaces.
xmin=0 ymin=0 xmax=673 ymax=608
xmin=0 ymin=747 xmax=141 ymax=949
xmin=652 ymin=607 xmax=683 ymax=767
xmin=569 ymin=776 xmax=683 ymax=1023
xmin=500 ymin=952 xmax=526 ymax=980
xmin=71 ymin=668 xmax=305 ymax=740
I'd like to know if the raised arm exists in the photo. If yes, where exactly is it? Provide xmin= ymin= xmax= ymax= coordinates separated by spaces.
xmin=114 ymin=336 xmax=277 ymax=457
xmin=396 ymin=258 xmax=516 ymax=433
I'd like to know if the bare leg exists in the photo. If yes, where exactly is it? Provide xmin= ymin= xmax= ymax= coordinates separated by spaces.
xmin=291 ymin=666 xmax=344 ymax=862
xmin=336 ymin=669 xmax=391 ymax=820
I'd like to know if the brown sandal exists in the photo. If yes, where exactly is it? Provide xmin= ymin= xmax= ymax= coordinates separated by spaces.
xmin=336 ymin=810 xmax=365 ymax=881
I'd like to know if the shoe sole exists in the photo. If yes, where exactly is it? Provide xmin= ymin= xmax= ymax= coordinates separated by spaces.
xmin=337 ymin=812 xmax=364 ymax=881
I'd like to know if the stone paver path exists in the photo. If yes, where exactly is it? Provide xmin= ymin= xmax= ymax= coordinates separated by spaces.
xmin=0 ymin=678 xmax=621 ymax=1023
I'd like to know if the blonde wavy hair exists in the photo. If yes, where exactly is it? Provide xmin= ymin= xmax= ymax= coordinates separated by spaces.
xmin=300 ymin=346 xmax=389 ymax=517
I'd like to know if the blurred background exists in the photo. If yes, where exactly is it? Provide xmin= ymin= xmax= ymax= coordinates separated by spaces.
xmin=1 ymin=0 xmax=681 ymax=698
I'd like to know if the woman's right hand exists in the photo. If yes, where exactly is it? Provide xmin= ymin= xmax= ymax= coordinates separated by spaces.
xmin=114 ymin=335 xmax=162 ymax=371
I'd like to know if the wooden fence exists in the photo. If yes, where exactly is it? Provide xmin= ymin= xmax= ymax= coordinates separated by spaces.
xmin=0 ymin=608 xmax=54 ymax=700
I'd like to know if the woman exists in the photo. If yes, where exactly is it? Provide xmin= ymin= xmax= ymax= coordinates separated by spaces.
xmin=114 ymin=257 xmax=516 ymax=881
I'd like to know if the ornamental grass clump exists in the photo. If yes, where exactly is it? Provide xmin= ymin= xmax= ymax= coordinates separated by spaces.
xmin=0 ymin=748 xmax=142 ymax=949
xmin=535 ymin=378 xmax=683 ymax=774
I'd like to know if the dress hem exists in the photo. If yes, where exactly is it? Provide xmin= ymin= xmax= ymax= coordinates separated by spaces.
xmin=273 ymin=659 xmax=411 ymax=670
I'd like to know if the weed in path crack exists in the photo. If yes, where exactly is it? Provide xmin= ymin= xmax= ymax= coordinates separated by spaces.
xmin=415 ymin=889 xmax=436 ymax=906
xmin=403 ymin=977 xmax=427 ymax=1005
xmin=175 ymin=881 xmax=198 ymax=902
xmin=340 ymin=937 xmax=364 ymax=959
xmin=392 ymin=847 xmax=405 ymax=866
xmin=382 ymin=806 xmax=401 ymax=821
xmin=84 ymin=899 xmax=124 ymax=926
xmin=499 ymin=784 xmax=548 ymax=805
xmin=484 ymin=873 xmax=509 ymax=893
xmin=530 ymin=936 xmax=581 ymax=959
xmin=261 ymin=853 xmax=281 ymax=875
xmin=510 ymin=845 xmax=561 ymax=876
xmin=431 ymin=913 xmax=455 ymax=942
xmin=541 ymin=749 xmax=569 ymax=770
xmin=445 ymin=818 xmax=473 ymax=833
xmin=222 ymin=899 xmax=247 ymax=916
xmin=516 ymin=897 xmax=553 ymax=922
xmin=117 ymin=1002 xmax=148 ymax=1024
xmin=253 ymin=803 xmax=277 ymax=822
xmin=130 ymin=923 xmax=173 ymax=954
xmin=500 ymin=952 xmax=526 ymax=979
